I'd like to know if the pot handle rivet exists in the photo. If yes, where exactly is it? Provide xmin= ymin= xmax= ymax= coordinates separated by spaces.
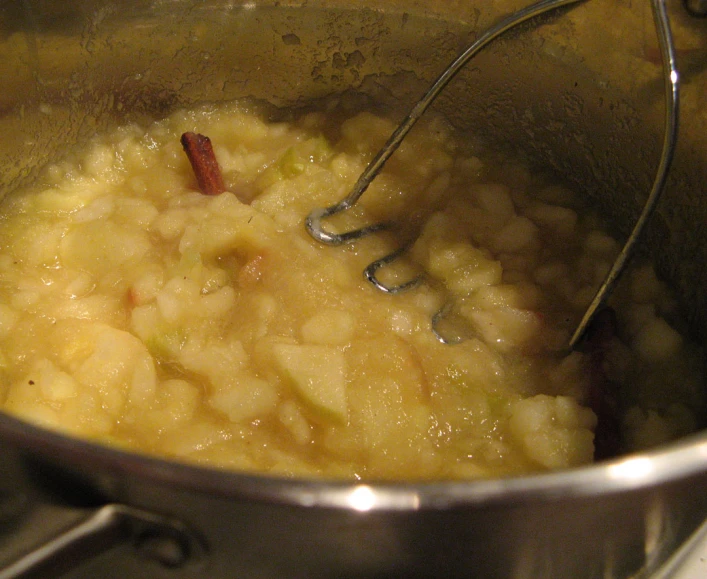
xmin=134 ymin=530 xmax=191 ymax=568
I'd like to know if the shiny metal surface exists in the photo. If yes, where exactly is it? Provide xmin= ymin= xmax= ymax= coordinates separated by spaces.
xmin=0 ymin=1 xmax=706 ymax=577
xmin=2 ymin=412 xmax=707 ymax=578
xmin=0 ymin=503 xmax=206 ymax=579
xmin=569 ymin=0 xmax=681 ymax=349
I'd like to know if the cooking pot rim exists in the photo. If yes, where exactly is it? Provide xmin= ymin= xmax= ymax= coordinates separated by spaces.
xmin=1 ymin=410 xmax=705 ymax=510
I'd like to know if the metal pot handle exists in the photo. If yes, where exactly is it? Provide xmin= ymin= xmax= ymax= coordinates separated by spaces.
xmin=0 ymin=503 xmax=207 ymax=579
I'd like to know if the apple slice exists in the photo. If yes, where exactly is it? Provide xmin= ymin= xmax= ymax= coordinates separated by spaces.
xmin=271 ymin=343 xmax=348 ymax=424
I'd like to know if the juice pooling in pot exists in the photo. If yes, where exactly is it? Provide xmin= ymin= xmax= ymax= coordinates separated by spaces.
xmin=0 ymin=101 xmax=702 ymax=480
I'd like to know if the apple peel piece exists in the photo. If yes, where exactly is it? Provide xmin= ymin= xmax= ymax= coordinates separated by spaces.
xmin=271 ymin=343 xmax=348 ymax=424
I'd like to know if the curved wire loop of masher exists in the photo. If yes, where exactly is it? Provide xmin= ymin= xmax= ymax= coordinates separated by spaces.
xmin=363 ymin=245 xmax=422 ymax=294
xmin=569 ymin=0 xmax=679 ymax=348
xmin=305 ymin=0 xmax=679 ymax=349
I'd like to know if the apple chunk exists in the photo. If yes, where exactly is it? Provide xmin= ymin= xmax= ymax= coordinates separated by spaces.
xmin=271 ymin=343 xmax=348 ymax=423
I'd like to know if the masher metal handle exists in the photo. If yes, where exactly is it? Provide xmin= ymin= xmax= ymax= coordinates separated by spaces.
xmin=305 ymin=0 xmax=589 ymax=246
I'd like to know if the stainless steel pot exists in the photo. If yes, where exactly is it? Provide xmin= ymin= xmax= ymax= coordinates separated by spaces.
xmin=0 ymin=1 xmax=706 ymax=577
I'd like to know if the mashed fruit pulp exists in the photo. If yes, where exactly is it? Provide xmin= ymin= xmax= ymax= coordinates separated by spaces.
xmin=0 ymin=102 xmax=702 ymax=480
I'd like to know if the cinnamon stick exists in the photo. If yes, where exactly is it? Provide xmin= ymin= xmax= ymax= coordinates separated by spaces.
xmin=584 ymin=307 xmax=621 ymax=461
xmin=180 ymin=132 xmax=226 ymax=196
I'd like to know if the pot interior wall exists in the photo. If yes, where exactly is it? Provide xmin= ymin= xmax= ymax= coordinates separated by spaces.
xmin=0 ymin=0 xmax=706 ymax=338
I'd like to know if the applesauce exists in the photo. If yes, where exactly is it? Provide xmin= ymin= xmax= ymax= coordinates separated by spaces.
xmin=0 ymin=101 xmax=701 ymax=480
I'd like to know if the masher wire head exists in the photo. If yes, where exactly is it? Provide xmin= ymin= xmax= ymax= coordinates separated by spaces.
xmin=304 ymin=0 xmax=680 ymax=350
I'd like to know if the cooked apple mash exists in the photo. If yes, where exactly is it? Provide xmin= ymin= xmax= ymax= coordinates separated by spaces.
xmin=0 ymin=101 xmax=702 ymax=479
